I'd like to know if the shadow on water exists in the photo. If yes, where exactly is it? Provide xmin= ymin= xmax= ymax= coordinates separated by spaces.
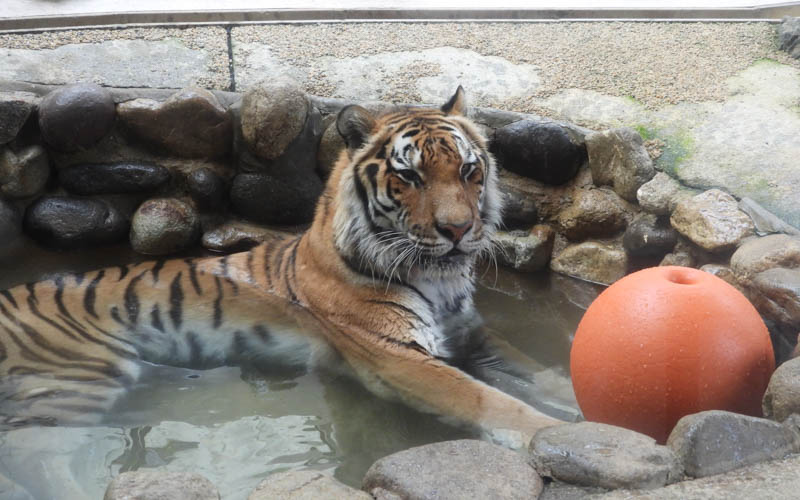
xmin=0 ymin=239 xmax=603 ymax=499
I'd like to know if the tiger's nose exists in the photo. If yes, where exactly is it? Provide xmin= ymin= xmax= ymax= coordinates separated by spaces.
xmin=435 ymin=221 xmax=473 ymax=244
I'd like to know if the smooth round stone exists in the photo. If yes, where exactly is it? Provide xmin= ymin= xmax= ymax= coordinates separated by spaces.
xmin=23 ymin=196 xmax=128 ymax=248
xmin=187 ymin=168 xmax=226 ymax=209
xmin=240 ymin=77 xmax=309 ymax=161
xmin=491 ymin=120 xmax=586 ymax=185
xmin=230 ymin=172 xmax=323 ymax=225
xmin=130 ymin=198 xmax=200 ymax=255
xmin=38 ymin=83 xmax=115 ymax=152
xmin=59 ymin=162 xmax=170 ymax=195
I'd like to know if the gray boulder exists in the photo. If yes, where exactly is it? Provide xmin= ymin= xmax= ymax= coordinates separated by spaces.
xmin=491 ymin=120 xmax=587 ymax=186
xmin=187 ymin=167 xmax=227 ymax=210
xmin=557 ymin=188 xmax=631 ymax=241
xmin=551 ymin=240 xmax=628 ymax=285
xmin=363 ymin=439 xmax=544 ymax=500
xmin=623 ymin=214 xmax=678 ymax=257
xmin=670 ymin=189 xmax=755 ymax=252
xmin=0 ymin=145 xmax=49 ymax=199
xmin=730 ymin=234 xmax=800 ymax=283
xmin=23 ymin=196 xmax=128 ymax=248
xmin=763 ymin=357 xmax=800 ymax=422
xmin=104 ymin=470 xmax=220 ymax=500
xmin=530 ymin=422 xmax=682 ymax=490
xmin=636 ymin=172 xmax=697 ymax=216
xmin=240 ymin=77 xmax=309 ymax=161
xmin=59 ymin=162 xmax=170 ymax=195
xmin=667 ymin=410 xmax=800 ymax=478
xmin=0 ymin=91 xmax=38 ymax=145
xmin=117 ymin=88 xmax=232 ymax=158
xmin=586 ymin=127 xmax=656 ymax=202
xmin=779 ymin=16 xmax=800 ymax=59
xmin=493 ymin=225 xmax=555 ymax=272
xmin=38 ymin=83 xmax=115 ymax=152
xmin=130 ymin=198 xmax=200 ymax=255
xmin=248 ymin=470 xmax=371 ymax=500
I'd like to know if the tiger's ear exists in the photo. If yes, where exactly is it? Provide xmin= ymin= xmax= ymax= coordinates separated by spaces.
xmin=337 ymin=105 xmax=376 ymax=150
xmin=441 ymin=86 xmax=466 ymax=115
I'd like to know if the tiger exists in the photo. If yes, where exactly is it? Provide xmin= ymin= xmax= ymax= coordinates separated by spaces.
xmin=0 ymin=87 xmax=562 ymax=445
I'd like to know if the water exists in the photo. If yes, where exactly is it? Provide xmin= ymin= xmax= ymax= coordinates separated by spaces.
xmin=0 ymin=237 xmax=601 ymax=499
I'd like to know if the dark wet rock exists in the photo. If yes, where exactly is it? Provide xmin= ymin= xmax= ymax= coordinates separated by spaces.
xmin=0 ymin=91 xmax=38 ymax=145
xmin=59 ymin=162 xmax=170 ymax=195
xmin=551 ymin=240 xmax=628 ymax=285
xmin=118 ymin=88 xmax=232 ymax=158
xmin=23 ymin=196 xmax=127 ymax=248
xmin=104 ymin=470 xmax=219 ymax=500
xmin=623 ymin=214 xmax=678 ymax=257
xmin=763 ymin=357 xmax=800 ymax=422
xmin=187 ymin=167 xmax=226 ymax=209
xmin=363 ymin=439 xmax=543 ymax=500
xmin=38 ymin=83 xmax=115 ymax=152
xmin=557 ymin=188 xmax=631 ymax=241
xmin=636 ymin=172 xmax=697 ymax=216
xmin=731 ymin=234 xmax=800 ymax=283
xmin=530 ymin=422 xmax=682 ymax=490
xmin=130 ymin=198 xmax=200 ymax=255
xmin=0 ymin=197 xmax=21 ymax=248
xmin=779 ymin=16 xmax=800 ymax=59
xmin=667 ymin=410 xmax=800 ymax=478
xmin=498 ymin=167 xmax=593 ymax=227
xmin=317 ymin=116 xmax=345 ymax=179
xmin=739 ymin=197 xmax=800 ymax=236
xmin=493 ymin=225 xmax=555 ymax=272
xmin=201 ymin=220 xmax=296 ymax=253
xmin=0 ymin=145 xmax=49 ymax=199
xmin=248 ymin=470 xmax=371 ymax=500
xmin=230 ymin=172 xmax=323 ymax=225
xmin=491 ymin=120 xmax=587 ymax=185
xmin=241 ymin=77 xmax=309 ymax=161
xmin=670 ymin=189 xmax=755 ymax=252
xmin=586 ymin=127 xmax=656 ymax=202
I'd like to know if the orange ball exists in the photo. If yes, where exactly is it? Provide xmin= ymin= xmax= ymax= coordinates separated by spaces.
xmin=570 ymin=266 xmax=775 ymax=443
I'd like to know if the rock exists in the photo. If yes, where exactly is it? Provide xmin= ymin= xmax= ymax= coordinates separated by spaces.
xmin=730 ymin=234 xmax=800 ymax=283
xmin=699 ymin=264 xmax=741 ymax=290
xmin=0 ymin=145 xmax=49 ymax=199
xmin=491 ymin=120 xmax=587 ymax=185
xmin=493 ymin=225 xmax=555 ymax=271
xmin=779 ymin=16 xmax=800 ymax=59
xmin=230 ymin=172 xmax=323 ymax=225
xmin=104 ymin=470 xmax=220 ymax=500
xmin=636 ymin=172 xmax=697 ymax=216
xmin=738 ymin=197 xmax=800 ymax=236
xmin=557 ymin=188 xmax=631 ymax=241
xmin=247 ymin=470 xmax=371 ymax=500
xmin=201 ymin=220 xmax=296 ymax=253
xmin=59 ymin=162 xmax=170 ymax=195
xmin=667 ymin=410 xmax=800 ymax=478
xmin=539 ymin=481 xmax=606 ymax=500
xmin=118 ymin=88 xmax=232 ymax=158
xmin=659 ymin=251 xmax=694 ymax=268
xmin=623 ymin=214 xmax=678 ymax=257
xmin=23 ymin=196 xmax=128 ymax=248
xmin=317 ymin=117 xmax=345 ymax=179
xmin=593 ymin=453 xmax=800 ymax=500
xmin=763 ymin=356 xmax=800 ymax=422
xmin=749 ymin=267 xmax=800 ymax=331
xmin=530 ymin=422 xmax=682 ymax=490
xmin=498 ymin=167 xmax=593 ymax=227
xmin=551 ymin=240 xmax=628 ymax=285
xmin=241 ymin=77 xmax=309 ymax=161
xmin=187 ymin=167 xmax=227 ymax=210
xmin=130 ymin=198 xmax=200 ymax=255
xmin=38 ymin=83 xmax=115 ymax=152
xmin=0 ymin=91 xmax=38 ymax=144
xmin=670 ymin=189 xmax=755 ymax=252
xmin=586 ymin=127 xmax=656 ymax=202
xmin=363 ymin=439 xmax=543 ymax=500
xmin=0 ymin=197 xmax=21 ymax=248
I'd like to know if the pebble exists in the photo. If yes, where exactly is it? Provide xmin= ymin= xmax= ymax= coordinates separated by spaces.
xmin=129 ymin=198 xmax=200 ymax=255
xmin=23 ymin=196 xmax=128 ymax=248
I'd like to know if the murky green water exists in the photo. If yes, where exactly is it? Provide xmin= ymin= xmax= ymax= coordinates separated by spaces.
xmin=0 ymin=237 xmax=601 ymax=500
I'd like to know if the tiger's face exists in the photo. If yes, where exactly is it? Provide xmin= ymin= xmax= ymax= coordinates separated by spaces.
xmin=333 ymin=87 xmax=503 ymax=281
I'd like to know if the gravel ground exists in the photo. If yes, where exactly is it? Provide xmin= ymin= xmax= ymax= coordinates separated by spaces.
xmin=0 ymin=26 xmax=230 ymax=89
xmin=233 ymin=22 xmax=798 ymax=110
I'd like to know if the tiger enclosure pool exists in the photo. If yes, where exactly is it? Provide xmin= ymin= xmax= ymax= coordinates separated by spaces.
xmin=0 ymin=236 xmax=592 ymax=499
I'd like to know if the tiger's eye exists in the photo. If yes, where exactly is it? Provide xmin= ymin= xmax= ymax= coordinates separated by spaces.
xmin=396 ymin=169 xmax=421 ymax=184
xmin=460 ymin=163 xmax=477 ymax=179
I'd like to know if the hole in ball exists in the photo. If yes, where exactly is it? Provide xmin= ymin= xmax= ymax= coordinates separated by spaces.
xmin=666 ymin=269 xmax=697 ymax=285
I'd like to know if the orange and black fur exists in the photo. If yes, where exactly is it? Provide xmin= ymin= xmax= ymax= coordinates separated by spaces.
xmin=0 ymin=88 xmax=561 ymax=442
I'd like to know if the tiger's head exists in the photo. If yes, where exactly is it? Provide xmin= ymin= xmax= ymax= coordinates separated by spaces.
xmin=330 ymin=87 xmax=503 ymax=283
